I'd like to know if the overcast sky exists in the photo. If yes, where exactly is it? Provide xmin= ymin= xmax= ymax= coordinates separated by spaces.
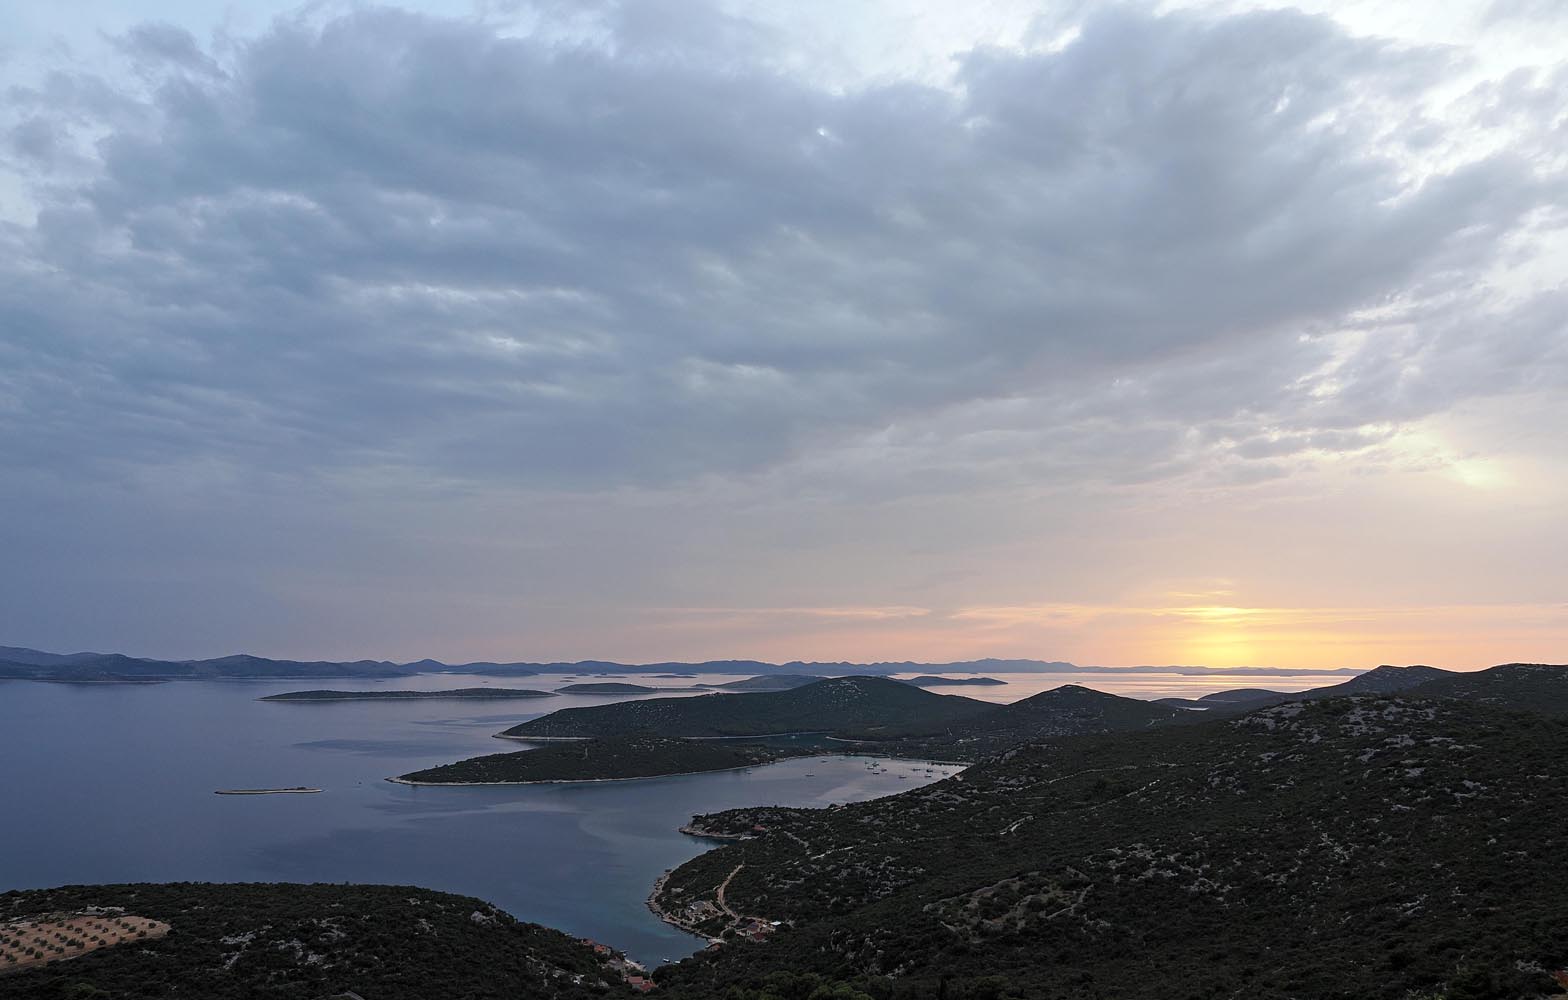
xmin=1 ymin=0 xmax=1564 ymax=668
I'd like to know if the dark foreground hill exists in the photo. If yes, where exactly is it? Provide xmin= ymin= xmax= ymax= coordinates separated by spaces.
xmin=0 ymin=883 xmax=632 ymax=1000
xmin=930 ymin=684 xmax=1184 ymax=753
xmin=653 ymin=697 xmax=1568 ymax=1000
xmin=1407 ymin=662 xmax=1568 ymax=717
xmin=1208 ymin=663 xmax=1568 ymax=719
xmin=1198 ymin=665 xmax=1456 ymax=714
xmin=499 ymin=677 xmax=996 ymax=740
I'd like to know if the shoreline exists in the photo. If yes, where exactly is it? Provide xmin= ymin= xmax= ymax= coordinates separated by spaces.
xmin=495 ymin=729 xmax=834 ymax=742
xmin=390 ymin=750 xmax=966 ymax=787
xmin=387 ymin=756 xmax=830 ymax=787
xmin=677 ymin=823 xmax=754 ymax=841
xmin=645 ymin=868 xmax=721 ymax=944
xmin=214 ymin=787 xmax=323 ymax=795
xmin=262 ymin=691 xmax=556 ymax=703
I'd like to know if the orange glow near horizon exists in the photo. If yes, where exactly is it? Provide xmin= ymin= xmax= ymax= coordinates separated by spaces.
xmin=604 ymin=600 xmax=1568 ymax=671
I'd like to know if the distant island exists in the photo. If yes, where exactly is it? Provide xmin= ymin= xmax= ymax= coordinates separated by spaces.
xmin=695 ymin=674 xmax=821 ymax=692
xmin=260 ymin=687 xmax=555 ymax=702
xmin=901 ymin=675 xmax=1006 ymax=687
xmin=554 ymin=682 xmax=703 ymax=695
xmin=500 ymin=677 xmax=996 ymax=741
xmin=394 ymin=734 xmax=820 ymax=784
xmin=497 ymin=676 xmax=1198 ymax=747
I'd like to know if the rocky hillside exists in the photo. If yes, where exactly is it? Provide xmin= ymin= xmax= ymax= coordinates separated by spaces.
xmin=654 ymin=697 xmax=1568 ymax=999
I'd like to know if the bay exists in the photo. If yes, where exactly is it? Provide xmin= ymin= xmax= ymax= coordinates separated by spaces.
xmin=0 ymin=667 xmax=1338 ymax=965
xmin=0 ymin=674 xmax=955 ymax=966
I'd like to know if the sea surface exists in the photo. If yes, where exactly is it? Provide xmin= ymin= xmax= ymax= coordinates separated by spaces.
xmin=0 ymin=668 xmax=1344 ymax=964
xmin=0 ymin=673 xmax=957 ymax=965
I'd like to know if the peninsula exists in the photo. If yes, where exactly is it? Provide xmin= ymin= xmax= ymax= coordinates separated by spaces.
xmin=213 ymin=787 xmax=322 ymax=795
xmin=554 ymin=682 xmax=703 ymax=695
xmin=394 ymin=734 xmax=821 ymax=784
xmin=260 ymin=687 xmax=555 ymax=702
xmin=900 ymin=675 xmax=1006 ymax=687
xmin=499 ymin=677 xmax=996 ymax=741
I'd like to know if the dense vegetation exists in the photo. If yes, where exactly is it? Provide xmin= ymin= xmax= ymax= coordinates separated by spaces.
xmin=500 ymin=678 xmax=996 ymax=740
xmin=924 ymin=684 xmax=1183 ymax=752
xmin=261 ymin=687 xmax=555 ymax=701
xmin=500 ymin=682 xmax=1180 ymax=754
xmin=397 ymin=735 xmax=822 ymax=783
xmin=0 ymin=883 xmax=631 ymax=999
xmin=1408 ymin=663 xmax=1568 ymax=717
xmin=652 ymin=696 xmax=1568 ymax=1000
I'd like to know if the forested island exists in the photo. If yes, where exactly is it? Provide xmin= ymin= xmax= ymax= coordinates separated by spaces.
xmin=394 ymin=734 xmax=822 ymax=784
xmin=261 ymin=687 xmax=556 ymax=701
xmin=555 ymin=682 xmax=703 ymax=695
xmin=695 ymin=674 xmax=821 ymax=692
xmin=500 ymin=677 xmax=996 ymax=740
xmin=412 ymin=664 xmax=1568 ymax=786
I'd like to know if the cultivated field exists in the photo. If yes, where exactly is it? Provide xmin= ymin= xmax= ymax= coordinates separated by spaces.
xmin=0 ymin=911 xmax=170 ymax=974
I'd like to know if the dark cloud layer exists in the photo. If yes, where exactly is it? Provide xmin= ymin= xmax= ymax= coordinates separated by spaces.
xmin=3 ymin=2 xmax=1559 ymax=495
xmin=0 ymin=1 xmax=1564 ymax=661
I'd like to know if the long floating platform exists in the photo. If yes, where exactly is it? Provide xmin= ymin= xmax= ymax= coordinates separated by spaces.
xmin=214 ymin=787 xmax=323 ymax=795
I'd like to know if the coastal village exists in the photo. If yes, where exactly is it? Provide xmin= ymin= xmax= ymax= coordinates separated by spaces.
xmin=649 ymin=833 xmax=786 ymax=951
xmin=580 ymin=939 xmax=658 ymax=992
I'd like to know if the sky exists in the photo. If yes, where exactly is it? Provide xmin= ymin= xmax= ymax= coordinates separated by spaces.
xmin=0 ymin=0 xmax=1564 ymax=669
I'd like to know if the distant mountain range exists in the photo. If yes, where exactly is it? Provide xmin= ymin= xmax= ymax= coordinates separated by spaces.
xmin=0 ymin=644 xmax=1364 ymax=683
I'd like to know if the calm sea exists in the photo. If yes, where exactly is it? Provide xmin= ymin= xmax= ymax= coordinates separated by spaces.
xmin=0 ymin=669 xmax=1342 ymax=964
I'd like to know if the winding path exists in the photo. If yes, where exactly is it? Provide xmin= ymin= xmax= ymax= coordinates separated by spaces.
xmin=715 ymin=864 xmax=744 ymax=919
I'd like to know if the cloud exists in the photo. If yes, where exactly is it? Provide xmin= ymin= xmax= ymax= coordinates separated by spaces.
xmin=0 ymin=0 xmax=1565 ymax=662
xmin=0 ymin=1 xmax=1560 ymax=499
